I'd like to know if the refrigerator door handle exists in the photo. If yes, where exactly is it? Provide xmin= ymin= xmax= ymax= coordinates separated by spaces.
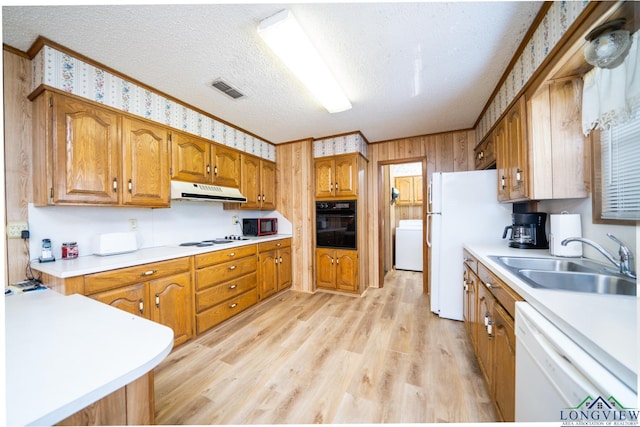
xmin=426 ymin=211 xmax=440 ymax=248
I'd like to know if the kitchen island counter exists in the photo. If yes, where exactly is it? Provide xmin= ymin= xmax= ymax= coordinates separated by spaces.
xmin=5 ymin=289 xmax=174 ymax=426
xmin=465 ymin=243 xmax=637 ymax=394
xmin=31 ymin=234 xmax=292 ymax=279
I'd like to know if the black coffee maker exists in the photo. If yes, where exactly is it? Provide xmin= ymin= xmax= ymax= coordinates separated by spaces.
xmin=502 ymin=212 xmax=548 ymax=249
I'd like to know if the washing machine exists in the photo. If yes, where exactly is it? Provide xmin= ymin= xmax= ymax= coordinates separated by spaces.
xmin=395 ymin=219 xmax=423 ymax=271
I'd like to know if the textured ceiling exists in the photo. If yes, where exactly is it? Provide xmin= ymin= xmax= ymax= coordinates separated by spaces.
xmin=2 ymin=2 xmax=543 ymax=144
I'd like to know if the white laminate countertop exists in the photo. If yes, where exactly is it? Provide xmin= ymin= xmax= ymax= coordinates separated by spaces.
xmin=31 ymin=234 xmax=293 ymax=279
xmin=465 ymin=243 xmax=638 ymax=393
xmin=5 ymin=289 xmax=174 ymax=426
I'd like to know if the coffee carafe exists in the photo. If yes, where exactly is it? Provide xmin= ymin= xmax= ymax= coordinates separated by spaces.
xmin=502 ymin=212 xmax=548 ymax=249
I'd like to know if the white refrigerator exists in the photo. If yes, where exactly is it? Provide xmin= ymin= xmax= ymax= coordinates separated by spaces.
xmin=427 ymin=170 xmax=512 ymax=320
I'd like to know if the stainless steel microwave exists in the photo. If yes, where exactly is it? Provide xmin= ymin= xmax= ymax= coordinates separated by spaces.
xmin=242 ymin=218 xmax=278 ymax=236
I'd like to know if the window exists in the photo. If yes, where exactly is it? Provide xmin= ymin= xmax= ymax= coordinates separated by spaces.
xmin=599 ymin=98 xmax=640 ymax=220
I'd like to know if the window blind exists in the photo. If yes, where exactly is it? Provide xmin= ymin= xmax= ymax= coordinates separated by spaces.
xmin=600 ymin=98 xmax=640 ymax=220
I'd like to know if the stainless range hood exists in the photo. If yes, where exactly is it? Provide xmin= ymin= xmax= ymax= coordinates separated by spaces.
xmin=171 ymin=180 xmax=247 ymax=203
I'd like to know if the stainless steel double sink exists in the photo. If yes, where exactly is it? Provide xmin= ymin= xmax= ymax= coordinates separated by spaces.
xmin=488 ymin=255 xmax=637 ymax=296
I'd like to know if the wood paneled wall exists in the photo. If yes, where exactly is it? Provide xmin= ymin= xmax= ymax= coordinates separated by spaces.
xmin=363 ymin=130 xmax=476 ymax=289
xmin=276 ymin=140 xmax=315 ymax=293
xmin=3 ymin=49 xmax=33 ymax=284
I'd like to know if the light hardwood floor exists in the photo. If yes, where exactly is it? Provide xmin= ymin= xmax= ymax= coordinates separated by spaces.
xmin=154 ymin=270 xmax=497 ymax=424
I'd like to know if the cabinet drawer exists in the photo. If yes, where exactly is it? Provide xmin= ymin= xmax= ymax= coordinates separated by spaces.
xmin=195 ymin=256 xmax=257 ymax=291
xmin=85 ymin=257 xmax=191 ymax=294
xmin=258 ymin=238 xmax=291 ymax=253
xmin=477 ymin=263 xmax=522 ymax=318
xmin=195 ymin=272 xmax=256 ymax=312
xmin=196 ymin=289 xmax=258 ymax=334
xmin=463 ymin=249 xmax=478 ymax=274
xmin=195 ymin=245 xmax=256 ymax=268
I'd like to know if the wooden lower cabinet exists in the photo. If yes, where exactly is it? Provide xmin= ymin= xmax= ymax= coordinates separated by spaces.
xmin=316 ymin=248 xmax=358 ymax=292
xmin=258 ymin=238 xmax=292 ymax=301
xmin=194 ymin=245 xmax=258 ymax=334
xmin=57 ymin=372 xmax=154 ymax=426
xmin=463 ymin=252 xmax=519 ymax=422
xmin=86 ymin=258 xmax=194 ymax=347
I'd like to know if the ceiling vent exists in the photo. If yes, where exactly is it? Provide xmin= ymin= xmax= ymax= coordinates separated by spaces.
xmin=211 ymin=79 xmax=245 ymax=100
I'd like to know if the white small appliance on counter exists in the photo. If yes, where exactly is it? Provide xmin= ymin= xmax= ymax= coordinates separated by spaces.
xmin=92 ymin=232 xmax=137 ymax=256
xmin=549 ymin=212 xmax=583 ymax=257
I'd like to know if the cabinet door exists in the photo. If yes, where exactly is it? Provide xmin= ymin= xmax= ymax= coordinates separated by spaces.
xmin=494 ymin=122 xmax=509 ymax=202
xmin=170 ymin=132 xmax=211 ymax=183
xmin=334 ymin=156 xmax=357 ymax=198
xmin=476 ymin=283 xmax=494 ymax=386
xmin=150 ymin=272 xmax=193 ymax=347
xmin=240 ymin=155 xmax=261 ymax=209
xmin=277 ymin=247 xmax=292 ymax=291
xmin=492 ymin=303 xmax=516 ymax=422
xmin=51 ymin=94 xmax=120 ymax=204
xmin=90 ymin=283 xmax=147 ymax=317
xmin=212 ymin=145 xmax=241 ymax=188
xmin=258 ymin=249 xmax=278 ymax=300
xmin=335 ymin=250 xmax=358 ymax=292
xmin=316 ymin=249 xmax=336 ymax=289
xmin=413 ymin=176 xmax=423 ymax=204
xmin=394 ymin=176 xmax=414 ymax=206
xmin=260 ymin=160 xmax=277 ymax=210
xmin=463 ymin=265 xmax=478 ymax=349
xmin=314 ymin=159 xmax=335 ymax=199
xmin=506 ymin=97 xmax=528 ymax=200
xmin=122 ymin=117 xmax=170 ymax=207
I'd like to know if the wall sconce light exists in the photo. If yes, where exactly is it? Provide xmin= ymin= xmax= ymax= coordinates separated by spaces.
xmin=584 ymin=18 xmax=631 ymax=69
xmin=258 ymin=9 xmax=352 ymax=113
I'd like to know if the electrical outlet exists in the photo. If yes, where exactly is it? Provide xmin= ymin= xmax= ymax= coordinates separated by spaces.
xmin=232 ymin=215 xmax=239 ymax=225
xmin=7 ymin=221 xmax=29 ymax=239
xmin=129 ymin=218 xmax=138 ymax=231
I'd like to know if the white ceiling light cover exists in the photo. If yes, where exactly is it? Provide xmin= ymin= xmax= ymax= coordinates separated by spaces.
xmin=258 ymin=9 xmax=352 ymax=114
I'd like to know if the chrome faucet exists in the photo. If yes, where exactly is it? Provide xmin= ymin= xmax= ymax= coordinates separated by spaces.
xmin=561 ymin=233 xmax=636 ymax=279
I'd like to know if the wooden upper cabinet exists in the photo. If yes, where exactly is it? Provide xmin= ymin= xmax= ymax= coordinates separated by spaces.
xmin=394 ymin=176 xmax=422 ymax=206
xmin=212 ymin=145 xmax=241 ymax=188
xmin=260 ymin=160 xmax=277 ymax=210
xmin=506 ymin=97 xmax=528 ymax=200
xmin=50 ymin=93 xmax=121 ymax=205
xmin=33 ymin=91 xmax=169 ymax=207
xmin=314 ymin=154 xmax=359 ymax=199
xmin=170 ymin=131 xmax=211 ymax=184
xmin=334 ymin=156 xmax=357 ymax=198
xmin=474 ymin=133 xmax=496 ymax=170
xmin=122 ymin=117 xmax=170 ymax=207
xmin=495 ymin=96 xmax=528 ymax=202
xmin=239 ymin=155 xmax=276 ymax=210
xmin=527 ymin=78 xmax=589 ymax=200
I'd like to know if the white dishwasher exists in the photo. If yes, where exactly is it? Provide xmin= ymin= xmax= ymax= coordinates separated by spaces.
xmin=515 ymin=302 xmax=637 ymax=422
xmin=395 ymin=219 xmax=423 ymax=271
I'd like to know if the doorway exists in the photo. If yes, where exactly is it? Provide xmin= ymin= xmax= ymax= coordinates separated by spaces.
xmin=379 ymin=158 xmax=428 ymax=293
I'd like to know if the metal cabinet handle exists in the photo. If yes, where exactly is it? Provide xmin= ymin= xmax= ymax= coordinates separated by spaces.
xmin=214 ymin=165 xmax=218 ymax=176
xmin=275 ymin=258 xmax=279 ymax=265
xmin=229 ymin=284 xmax=237 ymax=289
xmin=155 ymin=293 xmax=160 ymax=307
xmin=516 ymin=168 xmax=522 ymax=183
xmin=229 ymin=303 xmax=238 ymax=309
xmin=113 ymin=177 xmax=118 ymax=192
xmin=276 ymin=243 xmax=281 ymax=247
xmin=501 ymin=175 xmax=506 ymax=190
xmin=139 ymin=299 xmax=144 ymax=314
xmin=229 ymin=265 xmax=237 ymax=270
xmin=206 ymin=164 xmax=211 ymax=174
xmin=128 ymin=179 xmax=133 ymax=193
xmin=258 ymin=195 xmax=262 ymax=202
xmin=227 ymin=252 xmax=235 ymax=257
xmin=279 ymin=257 xmax=283 ymax=263
xmin=335 ymin=182 xmax=339 ymax=191
xmin=141 ymin=269 xmax=157 ymax=277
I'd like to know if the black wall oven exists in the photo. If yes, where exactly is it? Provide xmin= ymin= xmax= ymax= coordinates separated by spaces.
xmin=316 ymin=200 xmax=357 ymax=249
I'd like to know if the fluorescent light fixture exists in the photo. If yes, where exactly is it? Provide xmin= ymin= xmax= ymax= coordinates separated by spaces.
xmin=258 ymin=9 xmax=352 ymax=113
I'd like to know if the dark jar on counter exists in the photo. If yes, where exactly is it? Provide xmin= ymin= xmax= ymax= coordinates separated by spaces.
xmin=61 ymin=242 xmax=78 ymax=259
